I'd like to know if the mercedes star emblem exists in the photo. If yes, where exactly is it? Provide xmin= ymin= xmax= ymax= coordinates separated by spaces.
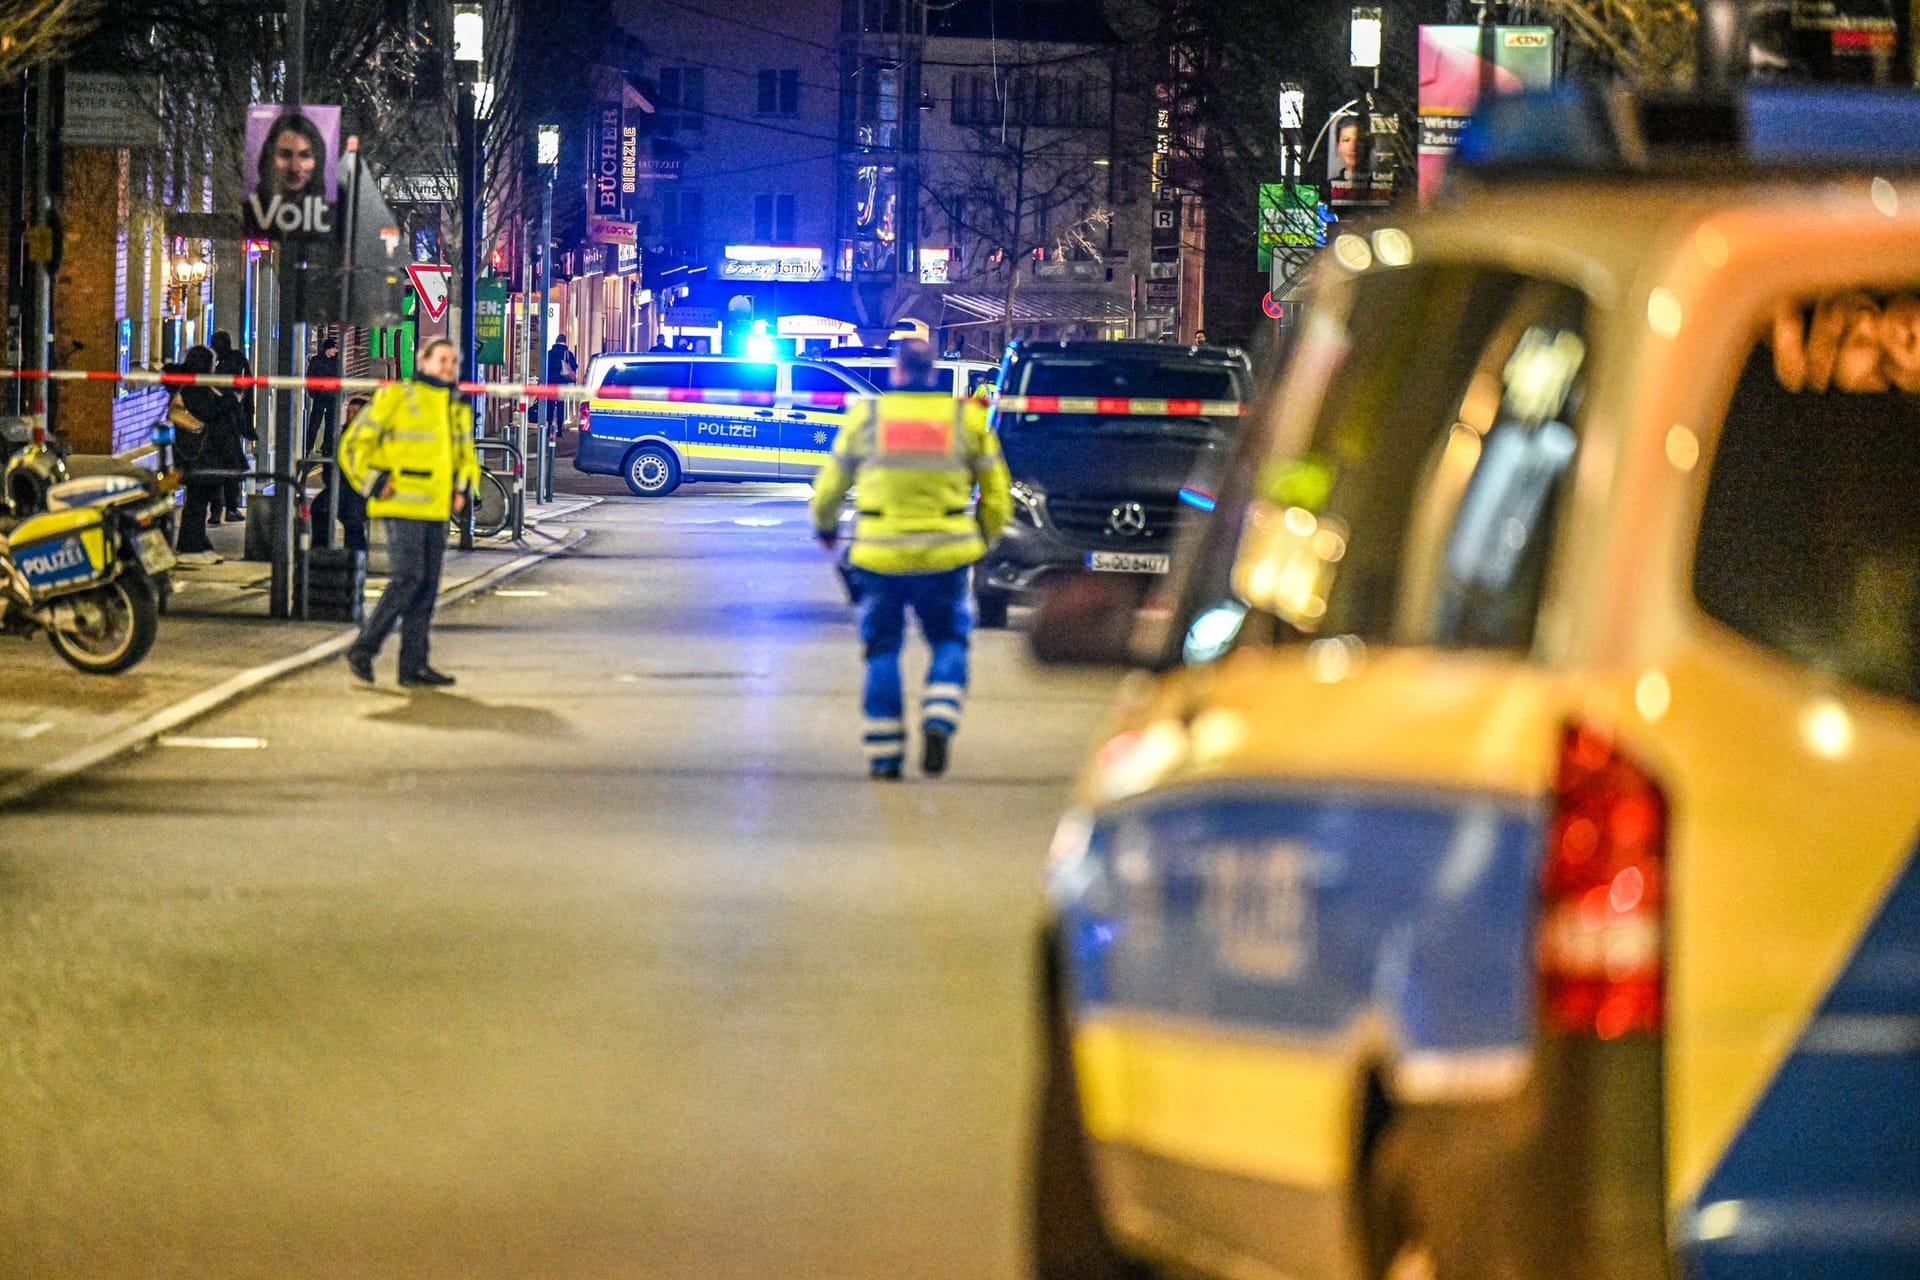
xmin=1108 ymin=502 xmax=1148 ymax=537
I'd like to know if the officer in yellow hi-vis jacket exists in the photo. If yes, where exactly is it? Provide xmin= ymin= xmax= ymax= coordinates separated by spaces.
xmin=810 ymin=340 xmax=1012 ymax=780
xmin=338 ymin=336 xmax=482 ymax=688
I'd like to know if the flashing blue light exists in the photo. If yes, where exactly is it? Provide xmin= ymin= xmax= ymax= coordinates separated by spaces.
xmin=1457 ymin=85 xmax=1920 ymax=177
xmin=745 ymin=333 xmax=777 ymax=360
xmin=1178 ymin=486 xmax=1218 ymax=512
xmin=751 ymin=318 xmax=771 ymax=335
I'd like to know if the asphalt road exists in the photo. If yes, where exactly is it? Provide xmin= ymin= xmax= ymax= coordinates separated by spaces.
xmin=0 ymin=483 xmax=1120 ymax=1280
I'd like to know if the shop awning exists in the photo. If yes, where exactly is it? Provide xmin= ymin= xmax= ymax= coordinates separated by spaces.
xmin=938 ymin=287 xmax=1133 ymax=327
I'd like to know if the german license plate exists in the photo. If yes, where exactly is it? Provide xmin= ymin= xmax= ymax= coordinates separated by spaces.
xmin=1086 ymin=551 xmax=1169 ymax=574
xmin=135 ymin=528 xmax=176 ymax=574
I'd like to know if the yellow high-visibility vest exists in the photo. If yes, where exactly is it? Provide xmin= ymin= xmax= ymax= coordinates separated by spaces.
xmin=809 ymin=391 xmax=1012 ymax=575
xmin=340 ymin=380 xmax=483 ymax=523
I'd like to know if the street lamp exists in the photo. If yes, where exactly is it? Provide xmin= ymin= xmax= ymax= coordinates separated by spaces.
xmin=535 ymin=122 xmax=560 ymax=501
xmin=1350 ymin=7 xmax=1383 ymax=68
xmin=453 ymin=2 xmax=483 ymax=549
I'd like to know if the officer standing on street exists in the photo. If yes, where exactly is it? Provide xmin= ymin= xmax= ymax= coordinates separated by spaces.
xmin=810 ymin=340 xmax=1011 ymax=780
xmin=339 ymin=337 xmax=482 ymax=688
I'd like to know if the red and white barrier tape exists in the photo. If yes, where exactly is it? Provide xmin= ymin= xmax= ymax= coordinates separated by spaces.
xmin=993 ymin=396 xmax=1246 ymax=417
xmin=0 ymin=368 xmax=1247 ymax=416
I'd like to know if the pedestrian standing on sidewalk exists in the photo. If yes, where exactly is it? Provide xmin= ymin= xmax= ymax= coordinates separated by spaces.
xmin=209 ymin=331 xmax=256 ymax=523
xmin=809 ymin=339 xmax=1011 ymax=780
xmin=339 ymin=337 xmax=481 ymax=688
xmin=169 ymin=345 xmax=234 ymax=565
xmin=304 ymin=334 xmax=341 ymax=455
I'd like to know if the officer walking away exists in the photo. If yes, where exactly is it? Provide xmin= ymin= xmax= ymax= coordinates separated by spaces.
xmin=304 ymin=333 xmax=341 ymax=454
xmin=339 ymin=337 xmax=481 ymax=688
xmin=809 ymin=340 xmax=1011 ymax=780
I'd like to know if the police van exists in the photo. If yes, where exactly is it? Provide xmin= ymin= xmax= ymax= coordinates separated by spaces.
xmin=572 ymin=354 xmax=875 ymax=495
xmin=827 ymin=354 xmax=998 ymax=400
xmin=1026 ymin=85 xmax=1920 ymax=1280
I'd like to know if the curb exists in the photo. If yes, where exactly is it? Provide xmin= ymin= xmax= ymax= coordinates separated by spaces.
xmin=0 ymin=526 xmax=588 ymax=812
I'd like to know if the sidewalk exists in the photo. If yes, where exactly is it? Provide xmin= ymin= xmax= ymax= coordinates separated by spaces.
xmin=0 ymin=496 xmax=599 ymax=807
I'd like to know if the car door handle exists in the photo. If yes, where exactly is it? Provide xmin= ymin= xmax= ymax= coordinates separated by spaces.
xmin=753 ymin=409 xmax=777 ymax=418
xmin=785 ymin=412 xmax=809 ymax=420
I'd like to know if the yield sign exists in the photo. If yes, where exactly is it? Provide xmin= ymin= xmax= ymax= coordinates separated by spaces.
xmin=407 ymin=263 xmax=453 ymax=321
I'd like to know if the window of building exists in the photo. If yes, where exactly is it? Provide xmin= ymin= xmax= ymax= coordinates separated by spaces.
xmin=753 ymin=194 xmax=798 ymax=242
xmin=950 ymin=72 xmax=1099 ymax=128
xmin=663 ymin=190 xmax=703 ymax=252
xmin=657 ymin=66 xmax=705 ymax=132
xmin=757 ymin=68 xmax=800 ymax=117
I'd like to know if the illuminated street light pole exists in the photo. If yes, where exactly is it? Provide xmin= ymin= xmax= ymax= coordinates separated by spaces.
xmin=454 ymin=3 xmax=483 ymax=550
xmin=1350 ymin=7 xmax=1382 ymax=201
xmin=536 ymin=123 xmax=559 ymax=503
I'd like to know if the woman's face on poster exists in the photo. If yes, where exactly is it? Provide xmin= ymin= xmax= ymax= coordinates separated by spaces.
xmin=272 ymin=128 xmax=317 ymax=193
xmin=1337 ymin=122 xmax=1361 ymax=173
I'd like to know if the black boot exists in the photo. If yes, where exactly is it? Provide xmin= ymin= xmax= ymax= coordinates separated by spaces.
xmin=922 ymin=726 xmax=951 ymax=778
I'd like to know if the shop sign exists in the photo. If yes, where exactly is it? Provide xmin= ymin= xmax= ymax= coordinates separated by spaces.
xmin=63 ymin=74 xmax=162 ymax=148
xmin=615 ymin=242 xmax=639 ymax=274
xmin=665 ymin=305 xmax=722 ymax=328
xmin=621 ymin=126 xmax=639 ymax=196
xmin=919 ymin=247 xmax=951 ymax=285
xmin=589 ymin=218 xmax=637 ymax=246
xmin=720 ymin=245 xmax=825 ymax=281
xmin=474 ymin=278 xmax=510 ymax=365
xmin=594 ymin=103 xmax=623 ymax=216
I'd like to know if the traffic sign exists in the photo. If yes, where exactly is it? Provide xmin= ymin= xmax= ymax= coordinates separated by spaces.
xmin=1262 ymin=292 xmax=1285 ymax=320
xmin=407 ymin=263 xmax=453 ymax=321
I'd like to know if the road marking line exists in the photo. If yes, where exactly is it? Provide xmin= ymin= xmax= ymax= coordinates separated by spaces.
xmin=158 ymin=735 xmax=268 ymax=750
xmin=492 ymin=589 xmax=548 ymax=597
xmin=0 ymin=527 xmax=587 ymax=812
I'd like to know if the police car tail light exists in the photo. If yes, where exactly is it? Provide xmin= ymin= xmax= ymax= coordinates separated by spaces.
xmin=579 ymin=402 xmax=590 ymax=433
xmin=1538 ymin=722 xmax=1666 ymax=1040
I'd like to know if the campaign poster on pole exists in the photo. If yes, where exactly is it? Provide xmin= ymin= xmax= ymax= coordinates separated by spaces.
xmin=1417 ymin=26 xmax=1555 ymax=201
xmin=474 ymin=279 xmax=511 ymax=365
xmin=243 ymin=103 xmax=342 ymax=238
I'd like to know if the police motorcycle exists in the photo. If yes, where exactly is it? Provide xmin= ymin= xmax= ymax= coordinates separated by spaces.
xmin=2 ymin=413 xmax=66 ymax=515
xmin=0 ymin=416 xmax=177 ymax=674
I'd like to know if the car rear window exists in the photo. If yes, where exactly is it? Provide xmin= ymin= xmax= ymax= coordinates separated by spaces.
xmin=1163 ymin=265 xmax=1591 ymax=665
xmin=601 ymin=360 xmax=690 ymax=390
xmin=1018 ymin=356 xmax=1243 ymax=402
xmin=1694 ymin=300 xmax=1920 ymax=705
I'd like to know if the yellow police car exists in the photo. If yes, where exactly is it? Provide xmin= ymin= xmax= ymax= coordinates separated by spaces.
xmin=573 ymin=353 xmax=874 ymax=495
xmin=1029 ymin=86 xmax=1920 ymax=1280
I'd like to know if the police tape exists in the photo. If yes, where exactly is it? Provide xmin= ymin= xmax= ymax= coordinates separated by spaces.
xmin=0 ymin=368 xmax=1248 ymax=416
xmin=991 ymin=396 xmax=1246 ymax=417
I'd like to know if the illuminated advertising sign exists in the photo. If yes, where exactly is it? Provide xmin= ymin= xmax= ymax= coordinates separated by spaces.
xmin=594 ymin=103 xmax=622 ymax=215
xmin=720 ymin=245 xmax=825 ymax=281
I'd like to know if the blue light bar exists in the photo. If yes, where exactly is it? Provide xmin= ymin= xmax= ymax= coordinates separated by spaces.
xmin=1456 ymin=85 xmax=1920 ymax=177
xmin=1178 ymin=486 xmax=1218 ymax=512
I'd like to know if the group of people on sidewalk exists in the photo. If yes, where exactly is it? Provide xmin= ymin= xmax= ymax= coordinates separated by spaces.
xmin=165 ymin=331 xmax=258 ymax=564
